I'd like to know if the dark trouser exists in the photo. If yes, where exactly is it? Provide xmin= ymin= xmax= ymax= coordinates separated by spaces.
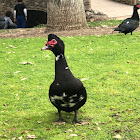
xmin=17 ymin=15 xmax=26 ymax=28
xmin=0 ymin=21 xmax=5 ymax=29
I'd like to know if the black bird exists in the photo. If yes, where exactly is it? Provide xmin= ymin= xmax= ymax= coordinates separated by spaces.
xmin=41 ymin=34 xmax=87 ymax=123
xmin=113 ymin=4 xmax=140 ymax=35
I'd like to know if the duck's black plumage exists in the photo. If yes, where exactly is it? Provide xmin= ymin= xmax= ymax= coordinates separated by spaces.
xmin=41 ymin=34 xmax=87 ymax=123
xmin=114 ymin=4 xmax=140 ymax=35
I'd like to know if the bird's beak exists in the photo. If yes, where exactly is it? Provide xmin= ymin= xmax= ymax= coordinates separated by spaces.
xmin=41 ymin=44 xmax=51 ymax=51
xmin=41 ymin=46 xmax=48 ymax=51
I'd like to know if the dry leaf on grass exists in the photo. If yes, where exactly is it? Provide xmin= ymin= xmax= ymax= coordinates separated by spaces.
xmin=69 ymin=134 xmax=78 ymax=137
xmin=37 ymin=121 xmax=42 ymax=124
xmin=97 ymin=127 xmax=101 ymax=131
xmin=14 ymin=71 xmax=22 ymax=74
xmin=27 ymin=134 xmax=37 ymax=139
xmin=20 ymin=62 xmax=34 ymax=65
xmin=7 ymin=51 xmax=15 ymax=54
xmin=46 ymin=128 xmax=51 ymax=131
xmin=21 ymin=78 xmax=28 ymax=81
xmin=53 ymin=121 xmax=66 ymax=125
xmin=81 ymin=78 xmax=89 ymax=81
xmin=9 ymin=45 xmax=16 ymax=48
xmin=75 ymin=122 xmax=90 ymax=126
xmin=95 ymin=122 xmax=99 ymax=125
xmin=67 ymin=129 xmax=73 ymax=132
xmin=113 ymin=134 xmax=121 ymax=139
xmin=18 ymin=136 xmax=23 ymax=140
xmin=22 ymin=130 xmax=29 ymax=134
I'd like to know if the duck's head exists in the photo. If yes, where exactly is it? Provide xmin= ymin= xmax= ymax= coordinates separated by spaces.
xmin=42 ymin=34 xmax=65 ymax=56
xmin=134 ymin=4 xmax=140 ymax=10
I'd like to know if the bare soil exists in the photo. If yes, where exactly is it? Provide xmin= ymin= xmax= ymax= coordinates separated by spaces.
xmin=0 ymin=26 xmax=140 ymax=38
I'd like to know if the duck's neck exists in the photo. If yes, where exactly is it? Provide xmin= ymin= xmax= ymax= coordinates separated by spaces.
xmin=55 ymin=54 xmax=73 ymax=81
xmin=131 ymin=9 xmax=139 ymax=21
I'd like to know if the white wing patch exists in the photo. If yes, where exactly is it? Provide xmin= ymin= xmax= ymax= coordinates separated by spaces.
xmin=50 ymin=93 xmax=84 ymax=108
xmin=79 ymin=95 xmax=84 ymax=101
xmin=63 ymin=92 xmax=67 ymax=97
xmin=126 ymin=21 xmax=129 ymax=24
xmin=50 ymin=95 xmax=63 ymax=102
xmin=55 ymin=54 xmax=64 ymax=61
xmin=55 ymin=55 xmax=60 ymax=61
xmin=69 ymin=94 xmax=77 ymax=99
xmin=56 ymin=83 xmax=60 ymax=86
xmin=60 ymin=104 xmax=67 ymax=107
xmin=68 ymin=103 xmax=76 ymax=107
xmin=60 ymin=103 xmax=76 ymax=107
xmin=65 ymin=67 xmax=69 ymax=70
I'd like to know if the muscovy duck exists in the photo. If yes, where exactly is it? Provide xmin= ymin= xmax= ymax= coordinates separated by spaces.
xmin=113 ymin=4 xmax=140 ymax=35
xmin=41 ymin=34 xmax=87 ymax=123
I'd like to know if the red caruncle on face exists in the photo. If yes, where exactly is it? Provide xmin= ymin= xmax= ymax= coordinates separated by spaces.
xmin=45 ymin=39 xmax=57 ymax=47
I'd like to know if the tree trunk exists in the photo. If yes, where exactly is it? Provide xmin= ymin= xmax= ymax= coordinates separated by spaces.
xmin=46 ymin=0 xmax=88 ymax=31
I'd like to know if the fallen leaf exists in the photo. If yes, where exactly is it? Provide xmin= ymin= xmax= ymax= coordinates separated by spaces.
xmin=75 ymin=122 xmax=90 ymax=126
xmin=67 ymin=129 xmax=73 ymax=132
xmin=37 ymin=121 xmax=42 ymax=124
xmin=20 ymin=62 xmax=34 ymax=65
xmin=18 ymin=136 xmax=23 ymax=140
xmin=113 ymin=134 xmax=121 ymax=139
xmin=1 ymin=135 xmax=8 ymax=138
xmin=27 ymin=134 xmax=37 ymax=139
xmin=14 ymin=71 xmax=22 ymax=74
xmin=24 ymin=130 xmax=29 ymax=134
xmin=9 ymin=45 xmax=16 ymax=48
xmin=21 ymin=78 xmax=28 ymax=81
xmin=53 ymin=122 xmax=66 ymax=125
xmin=45 ymin=128 xmax=51 ymax=131
xmin=95 ymin=122 xmax=99 ymax=125
xmin=7 ymin=51 xmax=15 ymax=54
xmin=102 ymin=25 xmax=108 ymax=28
xmin=69 ymin=134 xmax=78 ymax=137
xmin=45 ymin=55 xmax=50 ymax=57
xmin=97 ymin=127 xmax=101 ymax=131
xmin=81 ymin=78 xmax=89 ymax=81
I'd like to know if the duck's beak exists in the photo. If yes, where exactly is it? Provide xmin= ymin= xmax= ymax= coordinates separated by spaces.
xmin=41 ymin=44 xmax=51 ymax=51
xmin=41 ymin=46 xmax=48 ymax=51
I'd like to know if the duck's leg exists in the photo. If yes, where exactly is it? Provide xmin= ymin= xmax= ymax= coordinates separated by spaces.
xmin=57 ymin=110 xmax=65 ymax=122
xmin=72 ymin=110 xmax=80 ymax=124
xmin=131 ymin=32 xmax=132 ymax=35
xmin=72 ymin=110 xmax=90 ymax=125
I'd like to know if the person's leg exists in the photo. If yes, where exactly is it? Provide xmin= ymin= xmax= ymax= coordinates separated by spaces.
xmin=16 ymin=16 xmax=21 ymax=28
xmin=20 ymin=15 xmax=26 ymax=28
xmin=0 ymin=21 xmax=5 ymax=29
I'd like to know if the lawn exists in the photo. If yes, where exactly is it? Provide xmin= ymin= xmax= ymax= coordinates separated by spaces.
xmin=0 ymin=29 xmax=140 ymax=139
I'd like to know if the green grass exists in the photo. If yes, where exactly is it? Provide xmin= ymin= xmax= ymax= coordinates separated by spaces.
xmin=88 ymin=20 xmax=122 ymax=27
xmin=0 ymin=32 xmax=140 ymax=139
xmin=33 ymin=20 xmax=122 ymax=28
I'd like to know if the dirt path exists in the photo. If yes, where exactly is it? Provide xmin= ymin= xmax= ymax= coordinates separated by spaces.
xmin=0 ymin=26 xmax=140 ymax=38
xmin=91 ymin=0 xmax=133 ymax=19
